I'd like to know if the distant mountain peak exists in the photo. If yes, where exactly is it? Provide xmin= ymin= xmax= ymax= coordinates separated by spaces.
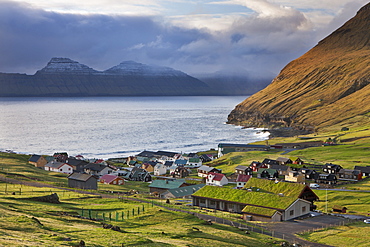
xmin=104 ymin=61 xmax=184 ymax=76
xmin=35 ymin=57 xmax=99 ymax=75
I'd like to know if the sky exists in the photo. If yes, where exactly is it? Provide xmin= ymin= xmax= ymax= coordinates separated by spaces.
xmin=0 ymin=0 xmax=368 ymax=77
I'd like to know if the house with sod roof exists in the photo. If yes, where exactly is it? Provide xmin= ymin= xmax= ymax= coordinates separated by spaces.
xmin=191 ymin=178 xmax=319 ymax=222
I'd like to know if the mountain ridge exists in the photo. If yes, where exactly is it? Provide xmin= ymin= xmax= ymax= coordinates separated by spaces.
xmin=0 ymin=58 xmax=268 ymax=96
xmin=227 ymin=2 xmax=370 ymax=133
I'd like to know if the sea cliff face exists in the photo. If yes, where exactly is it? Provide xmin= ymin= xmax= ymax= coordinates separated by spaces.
xmin=227 ymin=2 xmax=370 ymax=132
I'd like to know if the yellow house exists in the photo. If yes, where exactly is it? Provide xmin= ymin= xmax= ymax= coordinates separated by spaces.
xmin=28 ymin=155 xmax=47 ymax=168
xmin=285 ymin=171 xmax=305 ymax=183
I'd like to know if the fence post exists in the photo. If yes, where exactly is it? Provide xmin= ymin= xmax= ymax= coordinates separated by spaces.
xmin=122 ymin=212 xmax=124 ymax=221
xmin=81 ymin=208 xmax=84 ymax=217
xmin=132 ymin=208 xmax=135 ymax=216
xmin=143 ymin=204 xmax=145 ymax=212
xmin=103 ymin=212 xmax=105 ymax=221
xmin=116 ymin=212 xmax=119 ymax=222
xmin=109 ymin=212 xmax=112 ymax=221
xmin=88 ymin=209 xmax=92 ymax=219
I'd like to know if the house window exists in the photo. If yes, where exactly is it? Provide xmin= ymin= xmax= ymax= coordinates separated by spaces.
xmin=60 ymin=169 xmax=62 ymax=171
xmin=200 ymin=199 xmax=206 ymax=204
xmin=302 ymin=206 xmax=306 ymax=213
xmin=289 ymin=210 xmax=294 ymax=216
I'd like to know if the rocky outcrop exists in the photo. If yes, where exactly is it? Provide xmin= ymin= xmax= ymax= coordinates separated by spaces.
xmin=228 ymin=2 xmax=370 ymax=132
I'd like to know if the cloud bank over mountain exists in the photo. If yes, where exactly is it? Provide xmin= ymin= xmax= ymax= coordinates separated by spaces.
xmin=0 ymin=0 xmax=367 ymax=77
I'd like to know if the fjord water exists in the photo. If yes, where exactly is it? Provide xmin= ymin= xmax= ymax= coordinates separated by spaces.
xmin=0 ymin=96 xmax=268 ymax=159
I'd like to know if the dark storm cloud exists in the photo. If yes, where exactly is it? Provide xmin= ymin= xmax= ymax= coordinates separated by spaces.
xmin=0 ymin=0 xmax=352 ymax=77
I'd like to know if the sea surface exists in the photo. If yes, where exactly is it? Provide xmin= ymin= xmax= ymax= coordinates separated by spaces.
xmin=0 ymin=96 xmax=269 ymax=159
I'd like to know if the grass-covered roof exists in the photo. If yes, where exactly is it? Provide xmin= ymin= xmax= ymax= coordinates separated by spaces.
xmin=242 ymin=205 xmax=278 ymax=217
xmin=192 ymin=185 xmax=297 ymax=209
xmin=244 ymin=178 xmax=306 ymax=198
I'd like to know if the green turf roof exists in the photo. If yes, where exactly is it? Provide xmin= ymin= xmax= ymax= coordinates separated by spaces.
xmin=244 ymin=178 xmax=306 ymax=198
xmin=242 ymin=205 xmax=278 ymax=217
xmin=192 ymin=185 xmax=297 ymax=209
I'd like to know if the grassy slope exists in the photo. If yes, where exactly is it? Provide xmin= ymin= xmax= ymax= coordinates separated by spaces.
xmin=0 ymin=184 xmax=277 ymax=246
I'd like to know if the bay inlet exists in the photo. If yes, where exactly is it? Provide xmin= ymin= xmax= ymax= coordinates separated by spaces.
xmin=0 ymin=96 xmax=269 ymax=159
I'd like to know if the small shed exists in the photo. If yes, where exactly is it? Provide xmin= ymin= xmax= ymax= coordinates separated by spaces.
xmin=332 ymin=205 xmax=347 ymax=213
xmin=67 ymin=173 xmax=98 ymax=190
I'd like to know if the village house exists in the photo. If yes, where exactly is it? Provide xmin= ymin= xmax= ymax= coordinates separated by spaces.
xmin=236 ymin=174 xmax=252 ymax=189
xmin=67 ymin=172 xmax=98 ymax=190
xmin=149 ymin=179 xmax=188 ymax=195
xmin=187 ymin=157 xmax=202 ymax=168
xmin=141 ymin=162 xmax=156 ymax=173
xmin=99 ymin=174 xmax=124 ymax=185
xmin=354 ymin=165 xmax=370 ymax=177
xmin=249 ymin=161 xmax=268 ymax=172
xmin=299 ymin=168 xmax=318 ymax=180
xmin=164 ymin=161 xmax=174 ymax=170
xmin=284 ymin=171 xmax=305 ymax=183
xmin=206 ymin=172 xmax=228 ymax=186
xmin=53 ymin=152 xmax=68 ymax=162
xmin=161 ymin=184 xmax=205 ymax=199
xmin=235 ymin=165 xmax=253 ymax=175
xmin=262 ymin=158 xmax=279 ymax=167
xmin=271 ymin=141 xmax=323 ymax=149
xmin=257 ymin=168 xmax=279 ymax=179
xmin=65 ymin=158 xmax=89 ymax=172
xmin=154 ymin=163 xmax=167 ymax=176
xmin=291 ymin=157 xmax=304 ymax=165
xmin=84 ymin=163 xmax=114 ymax=177
xmin=172 ymin=166 xmax=190 ymax=178
xmin=269 ymin=164 xmax=290 ymax=176
xmin=276 ymin=157 xmax=292 ymax=165
xmin=124 ymin=167 xmax=152 ymax=182
xmin=197 ymin=165 xmax=222 ymax=178
xmin=200 ymin=154 xmax=214 ymax=163
xmin=315 ymin=173 xmax=337 ymax=185
xmin=337 ymin=169 xmax=362 ymax=181
xmin=174 ymin=159 xmax=188 ymax=166
xmin=322 ymin=163 xmax=342 ymax=174
xmin=28 ymin=154 xmax=48 ymax=168
xmin=218 ymin=143 xmax=269 ymax=158
xmin=44 ymin=161 xmax=74 ymax=174
xmin=192 ymin=178 xmax=319 ymax=222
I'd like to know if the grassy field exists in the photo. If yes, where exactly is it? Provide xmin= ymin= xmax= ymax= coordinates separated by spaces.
xmin=1 ymin=121 xmax=370 ymax=246
xmin=298 ymin=222 xmax=370 ymax=247
xmin=0 ymin=183 xmax=279 ymax=246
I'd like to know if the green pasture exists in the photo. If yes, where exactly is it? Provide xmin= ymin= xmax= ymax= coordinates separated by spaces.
xmin=314 ymin=189 xmax=370 ymax=215
xmin=299 ymin=222 xmax=370 ymax=247
xmin=0 ymin=183 xmax=279 ymax=246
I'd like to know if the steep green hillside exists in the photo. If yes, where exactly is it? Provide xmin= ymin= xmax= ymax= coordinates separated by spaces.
xmin=228 ymin=3 xmax=370 ymax=132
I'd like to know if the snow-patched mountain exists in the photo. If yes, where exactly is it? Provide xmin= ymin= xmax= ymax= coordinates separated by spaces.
xmin=103 ymin=61 xmax=187 ymax=77
xmin=35 ymin=57 xmax=99 ymax=75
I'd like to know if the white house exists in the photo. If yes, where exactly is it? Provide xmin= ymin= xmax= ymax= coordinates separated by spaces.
xmin=187 ymin=157 xmax=202 ymax=168
xmin=154 ymin=163 xmax=167 ymax=176
xmin=44 ymin=161 xmax=74 ymax=174
xmin=206 ymin=172 xmax=228 ymax=186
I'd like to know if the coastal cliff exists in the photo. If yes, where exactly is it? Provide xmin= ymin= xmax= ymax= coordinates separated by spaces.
xmin=227 ymin=2 xmax=370 ymax=133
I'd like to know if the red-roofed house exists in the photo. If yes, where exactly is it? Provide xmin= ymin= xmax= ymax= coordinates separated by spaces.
xmin=236 ymin=174 xmax=252 ymax=189
xmin=100 ymin=174 xmax=124 ymax=185
xmin=206 ymin=172 xmax=228 ymax=186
